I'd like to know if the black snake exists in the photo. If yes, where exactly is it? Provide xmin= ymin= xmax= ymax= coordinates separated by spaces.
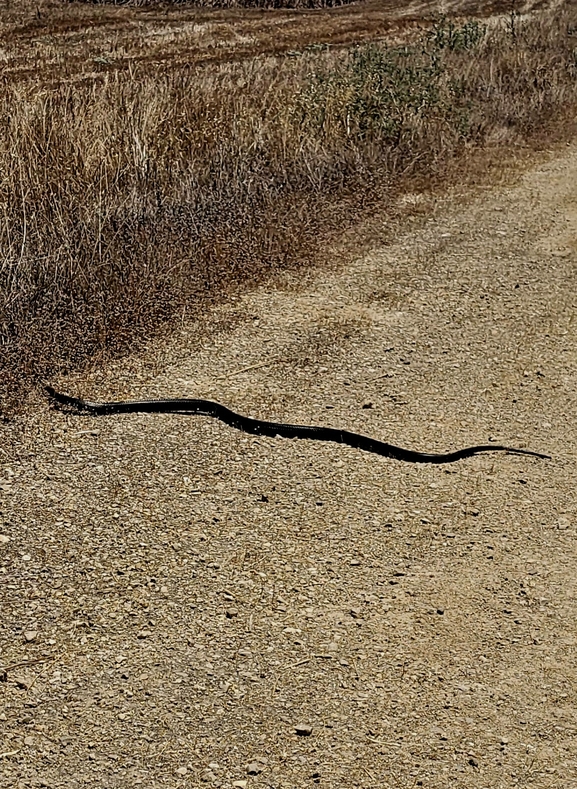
xmin=45 ymin=386 xmax=550 ymax=464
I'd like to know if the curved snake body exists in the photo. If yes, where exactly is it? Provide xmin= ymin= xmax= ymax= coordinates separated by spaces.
xmin=45 ymin=386 xmax=550 ymax=464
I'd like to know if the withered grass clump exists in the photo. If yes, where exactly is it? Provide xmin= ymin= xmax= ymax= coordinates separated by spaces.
xmin=1 ymin=11 xmax=577 ymax=412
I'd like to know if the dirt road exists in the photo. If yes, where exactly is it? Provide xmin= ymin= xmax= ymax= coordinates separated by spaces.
xmin=1 ymin=143 xmax=576 ymax=788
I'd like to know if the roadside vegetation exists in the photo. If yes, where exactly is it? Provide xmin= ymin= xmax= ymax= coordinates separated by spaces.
xmin=1 ymin=7 xmax=576 ymax=413
xmin=72 ymin=0 xmax=352 ymax=6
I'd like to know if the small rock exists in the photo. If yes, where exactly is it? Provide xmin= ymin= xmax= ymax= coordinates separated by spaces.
xmin=469 ymin=757 xmax=479 ymax=767
xmin=176 ymin=765 xmax=188 ymax=776
xmin=350 ymin=559 xmax=361 ymax=566
xmin=247 ymin=762 xmax=262 ymax=775
xmin=137 ymin=630 xmax=152 ymax=639
xmin=24 ymin=631 xmax=38 ymax=642
xmin=22 ymin=554 xmax=32 ymax=562
xmin=0 ymin=535 xmax=10 ymax=544
xmin=208 ymin=762 xmax=220 ymax=770
xmin=24 ymin=736 xmax=34 ymax=746
xmin=557 ymin=516 xmax=570 ymax=530
xmin=233 ymin=782 xmax=248 ymax=789
xmin=362 ymin=402 xmax=373 ymax=409
xmin=349 ymin=607 xmax=361 ymax=618
xmin=295 ymin=724 xmax=313 ymax=736
xmin=226 ymin=608 xmax=238 ymax=618
xmin=160 ymin=586 xmax=169 ymax=595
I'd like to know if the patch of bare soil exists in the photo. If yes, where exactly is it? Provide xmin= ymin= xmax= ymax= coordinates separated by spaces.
xmin=1 ymin=142 xmax=576 ymax=788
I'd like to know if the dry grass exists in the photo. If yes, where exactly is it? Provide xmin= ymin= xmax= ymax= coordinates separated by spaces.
xmin=1 ymin=7 xmax=577 ymax=414
xmin=0 ymin=1 xmax=530 ymax=87
xmin=72 ymin=0 xmax=353 ymax=7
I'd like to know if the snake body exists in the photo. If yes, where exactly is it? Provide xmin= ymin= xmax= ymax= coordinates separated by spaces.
xmin=45 ymin=386 xmax=550 ymax=464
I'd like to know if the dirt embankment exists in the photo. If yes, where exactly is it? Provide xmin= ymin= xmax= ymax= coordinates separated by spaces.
xmin=1 ymin=140 xmax=576 ymax=787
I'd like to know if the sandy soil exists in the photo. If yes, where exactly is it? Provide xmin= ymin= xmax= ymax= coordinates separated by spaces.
xmin=1 ymin=143 xmax=576 ymax=787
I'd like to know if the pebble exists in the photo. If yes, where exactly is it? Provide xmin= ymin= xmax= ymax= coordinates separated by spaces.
xmin=295 ymin=724 xmax=313 ymax=736
xmin=226 ymin=608 xmax=239 ymax=618
xmin=176 ymin=766 xmax=188 ymax=776
xmin=233 ymin=782 xmax=248 ymax=789
xmin=247 ymin=762 xmax=262 ymax=775
xmin=0 ymin=535 xmax=10 ymax=544
xmin=557 ymin=516 xmax=570 ymax=530
xmin=24 ymin=736 xmax=34 ymax=746
xmin=24 ymin=631 xmax=38 ymax=642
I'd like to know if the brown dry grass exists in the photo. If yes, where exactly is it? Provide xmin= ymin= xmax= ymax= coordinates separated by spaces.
xmin=1 ymin=4 xmax=577 ymax=414
xmin=73 ymin=0 xmax=353 ymax=7
xmin=0 ymin=1 xmax=541 ymax=86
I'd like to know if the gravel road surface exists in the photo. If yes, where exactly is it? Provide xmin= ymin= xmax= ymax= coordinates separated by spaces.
xmin=1 ymin=143 xmax=576 ymax=788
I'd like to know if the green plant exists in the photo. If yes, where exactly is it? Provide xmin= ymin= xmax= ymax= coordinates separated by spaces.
xmin=427 ymin=17 xmax=486 ymax=52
